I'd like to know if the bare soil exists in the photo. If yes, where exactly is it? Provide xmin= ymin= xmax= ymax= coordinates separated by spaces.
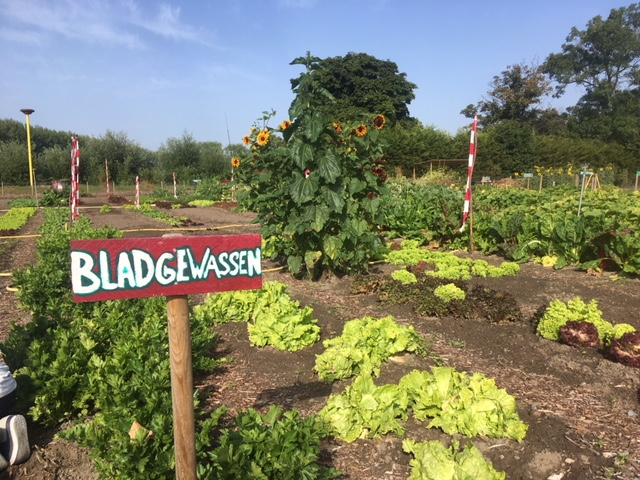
xmin=0 ymin=195 xmax=638 ymax=480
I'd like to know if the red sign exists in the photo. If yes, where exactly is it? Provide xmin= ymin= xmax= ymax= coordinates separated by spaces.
xmin=71 ymin=235 xmax=262 ymax=302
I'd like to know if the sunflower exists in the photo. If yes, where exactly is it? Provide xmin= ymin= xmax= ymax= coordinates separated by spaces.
xmin=333 ymin=122 xmax=343 ymax=134
xmin=257 ymin=130 xmax=270 ymax=146
xmin=231 ymin=157 xmax=241 ymax=168
xmin=356 ymin=124 xmax=368 ymax=137
xmin=280 ymin=120 xmax=292 ymax=130
xmin=373 ymin=115 xmax=386 ymax=130
xmin=243 ymin=135 xmax=252 ymax=146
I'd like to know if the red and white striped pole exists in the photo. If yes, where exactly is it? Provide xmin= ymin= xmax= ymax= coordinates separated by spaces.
xmin=460 ymin=116 xmax=478 ymax=233
xmin=71 ymin=137 xmax=81 ymax=222
xmin=173 ymin=172 xmax=177 ymax=199
xmin=105 ymin=159 xmax=110 ymax=197
xmin=135 ymin=175 xmax=140 ymax=208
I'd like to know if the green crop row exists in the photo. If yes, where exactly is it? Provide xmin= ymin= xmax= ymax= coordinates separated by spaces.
xmin=0 ymin=207 xmax=37 ymax=232
xmin=380 ymin=181 xmax=640 ymax=275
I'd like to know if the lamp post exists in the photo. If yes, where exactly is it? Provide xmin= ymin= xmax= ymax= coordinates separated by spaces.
xmin=20 ymin=109 xmax=35 ymax=196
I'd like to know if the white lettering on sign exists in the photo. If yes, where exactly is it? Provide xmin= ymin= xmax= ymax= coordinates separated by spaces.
xmin=71 ymin=246 xmax=262 ymax=297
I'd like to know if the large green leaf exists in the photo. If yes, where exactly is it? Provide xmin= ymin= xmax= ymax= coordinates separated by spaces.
xmin=318 ymin=152 xmax=341 ymax=183
xmin=322 ymin=185 xmax=345 ymax=212
xmin=304 ymin=251 xmax=323 ymax=271
xmin=308 ymin=110 xmax=325 ymax=142
xmin=287 ymin=255 xmax=303 ymax=274
xmin=290 ymin=176 xmax=317 ymax=204
xmin=290 ymin=139 xmax=314 ymax=170
xmin=348 ymin=178 xmax=367 ymax=195
xmin=323 ymin=236 xmax=343 ymax=260
xmin=310 ymin=204 xmax=330 ymax=231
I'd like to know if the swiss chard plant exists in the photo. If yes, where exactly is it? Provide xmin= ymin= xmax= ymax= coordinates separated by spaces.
xmin=234 ymin=52 xmax=389 ymax=277
xmin=205 ymin=406 xmax=340 ymax=480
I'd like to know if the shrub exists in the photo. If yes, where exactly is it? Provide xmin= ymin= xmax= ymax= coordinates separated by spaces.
xmin=234 ymin=54 xmax=388 ymax=277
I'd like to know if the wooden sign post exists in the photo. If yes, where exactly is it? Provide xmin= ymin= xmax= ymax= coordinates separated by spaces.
xmin=71 ymin=234 xmax=262 ymax=480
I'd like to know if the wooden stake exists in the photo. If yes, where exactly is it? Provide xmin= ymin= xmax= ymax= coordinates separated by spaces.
xmin=167 ymin=294 xmax=197 ymax=480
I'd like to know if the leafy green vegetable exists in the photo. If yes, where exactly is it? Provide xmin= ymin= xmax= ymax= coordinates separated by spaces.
xmin=385 ymin=244 xmax=520 ymax=281
xmin=248 ymin=301 xmax=320 ymax=352
xmin=434 ymin=283 xmax=466 ymax=302
xmin=194 ymin=282 xmax=321 ymax=352
xmin=400 ymin=368 xmax=528 ymax=442
xmin=391 ymin=269 xmax=417 ymax=284
xmin=188 ymin=199 xmax=216 ymax=207
xmin=537 ymin=298 xmax=612 ymax=343
xmin=0 ymin=207 xmax=37 ymax=231
xmin=314 ymin=315 xmax=425 ymax=383
xmin=611 ymin=323 xmax=637 ymax=340
xmin=403 ymin=439 xmax=506 ymax=480
xmin=320 ymin=374 xmax=409 ymax=443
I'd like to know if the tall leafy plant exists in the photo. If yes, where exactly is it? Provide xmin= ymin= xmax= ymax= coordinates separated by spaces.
xmin=234 ymin=52 xmax=389 ymax=277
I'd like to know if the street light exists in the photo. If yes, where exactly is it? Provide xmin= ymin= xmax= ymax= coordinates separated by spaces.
xmin=20 ymin=108 xmax=35 ymax=196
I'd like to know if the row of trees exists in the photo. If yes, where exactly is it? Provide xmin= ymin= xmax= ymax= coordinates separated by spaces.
xmin=1 ymin=4 xmax=639 ymax=186
xmin=0 ymin=121 xmax=239 ymax=186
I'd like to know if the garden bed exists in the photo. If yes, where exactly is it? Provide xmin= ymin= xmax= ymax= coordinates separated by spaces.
xmin=0 ymin=197 xmax=638 ymax=479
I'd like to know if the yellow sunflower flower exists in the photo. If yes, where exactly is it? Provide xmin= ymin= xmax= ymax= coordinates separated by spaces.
xmin=257 ymin=130 xmax=270 ymax=146
xmin=231 ymin=157 xmax=241 ymax=168
xmin=373 ymin=115 xmax=386 ymax=130
xmin=333 ymin=122 xmax=343 ymax=134
xmin=356 ymin=124 xmax=368 ymax=137
xmin=280 ymin=120 xmax=292 ymax=130
xmin=243 ymin=135 xmax=252 ymax=146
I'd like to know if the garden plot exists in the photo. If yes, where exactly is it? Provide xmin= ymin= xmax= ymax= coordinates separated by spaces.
xmin=0 ymin=199 xmax=637 ymax=480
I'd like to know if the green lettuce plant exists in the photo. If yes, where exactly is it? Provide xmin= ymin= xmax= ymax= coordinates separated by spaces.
xmin=537 ymin=298 xmax=612 ymax=343
xmin=194 ymin=281 xmax=321 ymax=351
xmin=403 ymin=439 xmax=506 ymax=480
xmin=320 ymin=374 xmax=409 ymax=443
xmin=391 ymin=269 xmax=418 ymax=284
xmin=0 ymin=207 xmax=37 ymax=231
xmin=434 ymin=284 xmax=466 ymax=302
xmin=399 ymin=368 xmax=528 ymax=442
xmin=314 ymin=315 xmax=425 ymax=383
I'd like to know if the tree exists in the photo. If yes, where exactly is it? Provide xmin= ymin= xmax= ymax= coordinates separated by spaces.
xmin=544 ymin=4 xmax=640 ymax=149
xmin=0 ymin=141 xmax=29 ymax=184
xmin=381 ymin=121 xmax=457 ymax=176
xmin=82 ymin=131 xmax=148 ymax=184
xmin=544 ymin=4 xmax=640 ymax=109
xmin=477 ymin=121 xmax=536 ymax=178
xmin=302 ymin=52 xmax=418 ymax=124
xmin=198 ymin=141 xmax=227 ymax=177
xmin=38 ymin=145 xmax=71 ymax=182
xmin=462 ymin=63 xmax=553 ymax=127
xmin=157 ymin=131 xmax=201 ymax=181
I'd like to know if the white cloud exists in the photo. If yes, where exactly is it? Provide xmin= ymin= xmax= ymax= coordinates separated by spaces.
xmin=0 ymin=0 xmax=211 ymax=48
xmin=129 ymin=4 xmax=209 ymax=44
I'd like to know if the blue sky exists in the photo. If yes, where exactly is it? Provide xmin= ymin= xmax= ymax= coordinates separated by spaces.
xmin=0 ymin=0 xmax=628 ymax=151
